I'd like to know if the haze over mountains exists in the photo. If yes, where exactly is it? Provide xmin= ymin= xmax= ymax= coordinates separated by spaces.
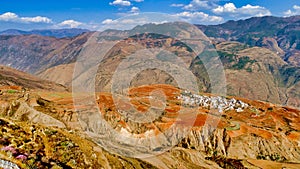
xmin=0 ymin=28 xmax=89 ymax=38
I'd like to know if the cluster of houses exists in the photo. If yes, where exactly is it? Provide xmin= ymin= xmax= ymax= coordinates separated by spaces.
xmin=177 ymin=90 xmax=249 ymax=113
xmin=0 ymin=159 xmax=20 ymax=169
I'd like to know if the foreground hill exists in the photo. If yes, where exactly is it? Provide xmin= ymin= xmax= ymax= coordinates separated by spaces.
xmin=0 ymin=84 xmax=299 ymax=168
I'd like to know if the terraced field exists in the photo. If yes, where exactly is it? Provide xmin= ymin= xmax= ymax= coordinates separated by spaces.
xmin=0 ymin=84 xmax=299 ymax=168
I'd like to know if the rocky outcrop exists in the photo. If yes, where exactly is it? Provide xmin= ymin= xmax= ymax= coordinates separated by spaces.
xmin=0 ymin=100 xmax=66 ymax=128
xmin=181 ymin=126 xmax=300 ymax=162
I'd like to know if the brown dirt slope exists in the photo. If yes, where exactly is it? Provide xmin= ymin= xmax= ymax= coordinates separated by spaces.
xmin=0 ymin=65 xmax=67 ymax=91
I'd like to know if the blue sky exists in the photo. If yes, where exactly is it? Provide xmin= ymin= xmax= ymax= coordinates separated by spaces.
xmin=0 ymin=0 xmax=299 ymax=30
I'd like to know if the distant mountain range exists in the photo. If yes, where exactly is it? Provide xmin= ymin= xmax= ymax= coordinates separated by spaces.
xmin=0 ymin=28 xmax=90 ymax=38
xmin=0 ymin=16 xmax=299 ymax=108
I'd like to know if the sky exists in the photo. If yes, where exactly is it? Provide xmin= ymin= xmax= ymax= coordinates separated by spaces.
xmin=0 ymin=0 xmax=300 ymax=31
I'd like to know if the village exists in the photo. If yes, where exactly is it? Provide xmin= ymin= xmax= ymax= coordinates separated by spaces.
xmin=177 ymin=90 xmax=249 ymax=113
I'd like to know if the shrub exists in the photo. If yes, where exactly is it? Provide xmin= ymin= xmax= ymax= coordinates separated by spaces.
xmin=7 ymin=90 xmax=17 ymax=94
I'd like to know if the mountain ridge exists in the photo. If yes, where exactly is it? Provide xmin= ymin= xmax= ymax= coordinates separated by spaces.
xmin=196 ymin=15 xmax=300 ymax=67
xmin=0 ymin=19 xmax=299 ymax=108
xmin=0 ymin=28 xmax=90 ymax=38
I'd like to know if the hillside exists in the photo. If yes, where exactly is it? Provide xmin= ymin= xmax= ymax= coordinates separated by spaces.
xmin=200 ymin=41 xmax=300 ymax=108
xmin=197 ymin=15 xmax=300 ymax=67
xmin=30 ymin=22 xmax=300 ymax=108
xmin=0 ymin=32 xmax=91 ymax=74
xmin=80 ymin=23 xmax=300 ymax=108
xmin=0 ymin=21 xmax=299 ymax=108
xmin=0 ymin=65 xmax=66 ymax=91
xmin=0 ymin=84 xmax=299 ymax=168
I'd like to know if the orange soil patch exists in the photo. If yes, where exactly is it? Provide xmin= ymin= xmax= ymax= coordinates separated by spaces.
xmin=0 ymin=85 xmax=22 ymax=90
xmin=287 ymin=131 xmax=300 ymax=141
xmin=227 ymin=124 xmax=248 ymax=138
xmin=227 ymin=123 xmax=273 ymax=139
xmin=247 ymin=159 xmax=300 ymax=169
xmin=129 ymin=98 xmax=150 ymax=112
xmin=154 ymin=121 xmax=175 ymax=132
xmin=193 ymin=114 xmax=208 ymax=127
xmin=97 ymin=84 xmax=183 ymax=125
xmin=128 ymin=84 xmax=180 ymax=99
xmin=269 ymin=107 xmax=300 ymax=131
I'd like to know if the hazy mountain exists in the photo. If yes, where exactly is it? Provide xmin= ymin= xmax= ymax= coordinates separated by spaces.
xmin=0 ymin=32 xmax=91 ymax=74
xmin=197 ymin=15 xmax=300 ymax=67
xmin=0 ymin=28 xmax=90 ymax=38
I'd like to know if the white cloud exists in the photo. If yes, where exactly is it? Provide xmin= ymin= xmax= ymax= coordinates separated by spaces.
xmin=102 ymin=19 xmax=114 ymax=25
xmin=240 ymin=4 xmax=271 ymax=17
xmin=101 ymin=18 xmax=146 ymax=30
xmin=213 ymin=3 xmax=271 ymax=18
xmin=102 ymin=18 xmax=141 ymax=25
xmin=183 ymin=0 xmax=215 ymax=11
xmin=284 ymin=5 xmax=300 ymax=17
xmin=0 ymin=12 xmax=52 ymax=23
xmin=100 ymin=16 xmax=170 ymax=31
xmin=21 ymin=16 xmax=52 ymax=23
xmin=58 ymin=20 xmax=83 ymax=28
xmin=174 ymin=11 xmax=224 ymax=24
xmin=171 ymin=4 xmax=184 ymax=7
xmin=284 ymin=10 xmax=294 ymax=17
xmin=0 ymin=12 xmax=18 ymax=21
xmin=109 ymin=0 xmax=131 ymax=6
xmin=213 ymin=3 xmax=236 ymax=13
xmin=130 ymin=7 xmax=140 ymax=13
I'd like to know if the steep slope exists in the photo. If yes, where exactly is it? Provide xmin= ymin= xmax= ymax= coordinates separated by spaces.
xmin=197 ymin=15 xmax=300 ymax=66
xmin=94 ymin=32 xmax=198 ymax=92
xmin=0 ymin=32 xmax=91 ymax=74
xmin=37 ymin=63 xmax=75 ymax=86
xmin=0 ymin=35 xmax=67 ymax=73
xmin=0 ymin=65 xmax=66 ymax=91
xmin=0 ymin=119 xmax=156 ymax=169
xmin=190 ymin=41 xmax=300 ymax=108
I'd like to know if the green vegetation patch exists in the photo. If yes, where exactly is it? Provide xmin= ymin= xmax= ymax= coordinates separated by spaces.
xmin=7 ymin=90 xmax=17 ymax=94
xmin=232 ymin=56 xmax=256 ymax=70
xmin=226 ymin=121 xmax=240 ymax=131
